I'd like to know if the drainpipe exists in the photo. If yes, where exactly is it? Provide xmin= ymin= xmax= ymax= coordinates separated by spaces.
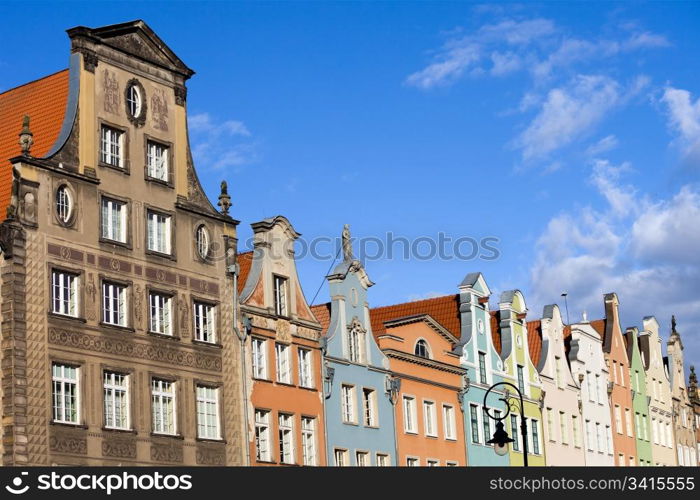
xmin=230 ymin=259 xmax=251 ymax=466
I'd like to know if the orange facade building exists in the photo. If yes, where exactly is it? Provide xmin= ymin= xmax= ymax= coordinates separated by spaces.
xmin=371 ymin=298 xmax=468 ymax=466
xmin=238 ymin=217 xmax=326 ymax=466
xmin=594 ymin=293 xmax=638 ymax=465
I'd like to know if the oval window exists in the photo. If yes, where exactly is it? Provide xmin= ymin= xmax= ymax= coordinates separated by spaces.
xmin=126 ymin=84 xmax=142 ymax=118
xmin=196 ymin=225 xmax=210 ymax=259
xmin=55 ymin=185 xmax=73 ymax=224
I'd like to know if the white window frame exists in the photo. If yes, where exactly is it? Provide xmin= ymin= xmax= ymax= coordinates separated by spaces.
xmin=193 ymin=301 xmax=216 ymax=343
xmin=100 ymin=125 xmax=124 ymax=168
xmin=423 ymin=400 xmax=437 ymax=437
xmin=376 ymin=453 xmax=390 ymax=466
xmin=255 ymin=410 xmax=271 ymax=462
xmin=348 ymin=324 xmax=366 ymax=364
xmin=443 ymin=404 xmax=456 ymax=440
xmin=252 ymin=338 xmax=267 ymax=379
xmin=146 ymin=210 xmax=172 ymax=255
xmin=196 ymin=385 xmax=221 ymax=440
xmin=275 ymin=343 xmax=291 ymax=384
xmin=406 ymin=457 xmax=420 ymax=467
xmin=278 ymin=413 xmax=295 ymax=465
xmin=334 ymin=448 xmax=349 ymax=467
xmin=341 ymin=384 xmax=356 ymax=424
xmin=151 ymin=378 xmax=176 ymax=435
xmin=56 ymin=185 xmax=73 ymax=223
xmin=273 ymin=275 xmax=288 ymax=317
xmin=146 ymin=140 xmax=169 ymax=182
xmin=102 ymin=281 xmax=127 ymax=327
xmin=103 ymin=371 xmax=129 ymax=430
xmin=426 ymin=458 xmax=440 ymax=467
xmin=403 ymin=395 xmax=417 ymax=434
xmin=298 ymin=347 xmax=314 ymax=388
xmin=149 ymin=291 xmax=173 ymax=335
xmin=52 ymin=270 xmax=79 ymax=317
xmin=356 ymin=451 xmax=369 ymax=467
xmin=362 ymin=388 xmax=377 ymax=427
xmin=101 ymin=197 xmax=127 ymax=243
xmin=301 ymin=416 xmax=316 ymax=466
xmin=52 ymin=363 xmax=80 ymax=424
xmin=195 ymin=225 xmax=209 ymax=259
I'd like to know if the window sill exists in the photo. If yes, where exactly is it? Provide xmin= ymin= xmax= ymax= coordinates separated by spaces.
xmin=99 ymin=161 xmax=130 ymax=175
xmin=102 ymin=426 xmax=137 ymax=435
xmin=99 ymin=237 xmax=132 ymax=251
xmin=195 ymin=437 xmax=226 ymax=444
xmin=100 ymin=322 xmax=135 ymax=333
xmin=150 ymin=432 xmax=184 ymax=440
xmin=404 ymin=430 xmax=418 ymax=435
xmin=48 ymin=312 xmax=86 ymax=324
xmin=147 ymin=331 xmax=179 ymax=341
xmin=342 ymin=421 xmax=359 ymax=427
xmin=50 ymin=421 xmax=87 ymax=429
xmin=275 ymin=381 xmax=296 ymax=388
xmin=145 ymin=176 xmax=174 ymax=189
xmin=253 ymin=376 xmax=272 ymax=383
xmin=255 ymin=459 xmax=277 ymax=465
xmin=298 ymin=384 xmax=317 ymax=392
xmin=192 ymin=339 xmax=222 ymax=349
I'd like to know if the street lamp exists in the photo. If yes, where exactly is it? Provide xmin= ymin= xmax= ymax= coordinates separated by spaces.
xmin=483 ymin=381 xmax=529 ymax=467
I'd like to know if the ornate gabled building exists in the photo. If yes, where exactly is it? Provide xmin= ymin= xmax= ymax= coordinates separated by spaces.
xmin=493 ymin=290 xmax=545 ymax=466
xmin=457 ymin=273 xmax=509 ymax=466
xmin=689 ymin=366 xmax=700 ymax=466
xmin=370 ymin=295 xmax=468 ymax=466
xmin=666 ymin=316 xmax=696 ymax=466
xmin=238 ymin=216 xmax=326 ymax=466
xmin=0 ymin=20 xmax=245 ymax=465
xmin=640 ymin=316 xmax=676 ymax=465
xmin=310 ymin=226 xmax=396 ymax=466
xmin=567 ymin=319 xmax=615 ymax=465
xmin=625 ymin=327 xmax=652 ymax=465
xmin=596 ymin=293 xmax=637 ymax=465
xmin=533 ymin=305 xmax=585 ymax=465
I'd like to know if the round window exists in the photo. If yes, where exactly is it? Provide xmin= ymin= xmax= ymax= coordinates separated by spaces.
xmin=55 ymin=185 xmax=73 ymax=224
xmin=127 ymin=84 xmax=142 ymax=118
xmin=125 ymin=79 xmax=147 ymax=126
xmin=477 ymin=318 xmax=485 ymax=334
xmin=196 ymin=225 xmax=210 ymax=259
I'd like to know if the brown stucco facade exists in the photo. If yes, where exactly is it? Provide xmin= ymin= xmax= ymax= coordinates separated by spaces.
xmin=0 ymin=21 xmax=246 ymax=466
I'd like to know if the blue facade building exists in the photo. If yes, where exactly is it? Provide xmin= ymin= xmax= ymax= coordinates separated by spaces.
xmin=311 ymin=226 xmax=397 ymax=466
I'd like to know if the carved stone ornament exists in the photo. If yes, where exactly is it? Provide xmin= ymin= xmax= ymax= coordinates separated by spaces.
xmin=124 ymin=78 xmax=147 ymax=127
xmin=82 ymin=49 xmax=99 ymax=73
xmin=85 ymin=273 xmax=97 ymax=321
xmin=103 ymin=69 xmax=120 ymax=115
xmin=151 ymin=88 xmax=169 ymax=131
xmin=102 ymin=438 xmax=137 ymax=459
xmin=151 ymin=442 xmax=183 ymax=463
xmin=134 ymin=284 xmax=143 ymax=328
xmin=179 ymin=294 xmax=189 ymax=337
xmin=50 ymin=433 xmax=87 ymax=455
xmin=174 ymin=85 xmax=187 ymax=106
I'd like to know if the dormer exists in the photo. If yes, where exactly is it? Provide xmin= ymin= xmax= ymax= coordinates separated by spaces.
xmin=537 ymin=304 xmax=575 ymax=389
xmin=497 ymin=289 xmax=528 ymax=362
xmin=457 ymin=272 xmax=491 ymax=348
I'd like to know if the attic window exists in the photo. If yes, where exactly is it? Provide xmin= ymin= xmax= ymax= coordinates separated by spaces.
xmin=414 ymin=339 xmax=431 ymax=359
xmin=127 ymin=85 xmax=142 ymax=117
xmin=125 ymin=79 xmax=147 ymax=126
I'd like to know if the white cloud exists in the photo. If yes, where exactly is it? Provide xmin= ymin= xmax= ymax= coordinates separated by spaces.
xmin=188 ymin=112 xmax=257 ymax=172
xmin=490 ymin=51 xmax=522 ymax=76
xmin=586 ymin=135 xmax=619 ymax=156
xmin=661 ymin=86 xmax=700 ymax=164
xmin=529 ymin=161 xmax=700 ymax=365
xmin=515 ymin=75 xmax=622 ymax=161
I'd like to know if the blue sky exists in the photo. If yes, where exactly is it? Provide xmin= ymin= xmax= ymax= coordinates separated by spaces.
xmin=2 ymin=2 xmax=699 ymax=365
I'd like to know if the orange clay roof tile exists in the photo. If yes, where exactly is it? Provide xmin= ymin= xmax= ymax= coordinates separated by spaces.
xmin=369 ymin=294 xmax=461 ymax=342
xmin=237 ymin=251 xmax=253 ymax=294
xmin=527 ymin=320 xmax=543 ymax=368
xmin=0 ymin=69 xmax=69 ymax=221
xmin=310 ymin=303 xmax=331 ymax=333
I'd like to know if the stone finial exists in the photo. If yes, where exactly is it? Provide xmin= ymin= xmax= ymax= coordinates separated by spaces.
xmin=582 ymin=310 xmax=588 ymax=322
xmin=342 ymin=224 xmax=354 ymax=261
xmin=18 ymin=115 xmax=33 ymax=156
xmin=217 ymin=180 xmax=231 ymax=215
xmin=672 ymin=315 xmax=677 ymax=333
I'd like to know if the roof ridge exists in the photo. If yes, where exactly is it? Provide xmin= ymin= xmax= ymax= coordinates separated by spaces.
xmin=0 ymin=68 xmax=69 ymax=97
xmin=370 ymin=293 xmax=458 ymax=312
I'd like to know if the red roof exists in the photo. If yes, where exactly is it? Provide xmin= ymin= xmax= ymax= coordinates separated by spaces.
xmin=490 ymin=310 xmax=501 ymax=354
xmin=527 ymin=320 xmax=543 ymax=368
xmin=237 ymin=251 xmax=253 ymax=294
xmin=590 ymin=319 xmax=606 ymax=341
xmin=0 ymin=69 xmax=69 ymax=221
xmin=369 ymin=294 xmax=461 ymax=340
xmin=310 ymin=302 xmax=331 ymax=332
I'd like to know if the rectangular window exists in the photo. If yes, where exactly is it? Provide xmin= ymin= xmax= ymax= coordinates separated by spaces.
xmin=146 ymin=210 xmax=171 ymax=254
xmin=606 ymin=425 xmax=613 ymax=454
xmin=278 ymin=413 xmax=295 ymax=464
xmin=625 ymin=408 xmax=633 ymax=437
xmin=596 ymin=422 xmax=603 ymax=452
xmin=273 ymin=276 xmax=288 ymax=317
xmin=376 ymin=454 xmax=389 ymax=466
xmin=424 ymin=400 xmax=437 ymax=437
xmin=555 ymin=356 xmax=563 ymax=388
xmin=52 ymin=363 xmax=79 ymax=424
xmin=426 ymin=459 xmax=439 ymax=466
xmin=642 ymin=414 xmax=648 ymax=441
xmin=301 ymin=417 xmax=316 ymax=466
xmin=560 ymin=411 xmax=568 ymax=445
xmin=103 ymin=371 xmax=129 ymax=430
xmin=255 ymin=410 xmax=271 ymax=462
xmin=334 ymin=448 xmax=348 ymax=466
xmin=470 ymin=404 xmax=480 ymax=444
xmin=511 ymin=414 xmax=520 ymax=451
xmin=612 ymin=361 xmax=618 ymax=384
xmin=546 ymin=408 xmax=554 ymax=442
xmin=101 ymin=198 xmax=127 ymax=243
xmin=196 ymin=385 xmax=220 ymax=440
xmin=100 ymin=125 xmax=123 ymax=167
xmin=252 ymin=338 xmax=267 ymax=379
xmin=149 ymin=292 xmax=172 ymax=335
xmin=634 ymin=370 xmax=640 ymax=391
xmin=517 ymin=365 xmax=525 ymax=395
xmin=595 ymin=374 xmax=602 ymax=404
xmin=482 ymin=407 xmax=491 ymax=445
xmin=102 ymin=282 xmax=127 ymax=327
xmin=478 ymin=351 xmax=487 ymax=384
xmin=443 ymin=404 xmax=456 ymax=440
xmin=635 ymin=412 xmax=641 ymax=437
xmin=403 ymin=396 xmax=417 ymax=433
xmin=52 ymin=270 xmax=79 ymax=317
xmin=356 ymin=451 xmax=369 ymax=467
xmin=619 ymin=363 xmax=625 ymax=387
xmin=614 ymin=405 xmax=623 ymax=434
xmin=572 ymin=415 xmax=581 ymax=447
xmin=298 ymin=348 xmax=314 ymax=388
xmin=193 ymin=301 xmax=216 ymax=343
xmin=362 ymin=388 xmax=377 ymax=427
xmin=587 ymin=371 xmax=594 ymax=402
xmin=151 ymin=378 xmax=176 ymax=435
xmin=531 ymin=419 xmax=540 ymax=455
xmin=585 ymin=419 xmax=593 ymax=451
xmin=275 ymin=343 xmax=291 ymax=383
xmin=348 ymin=325 xmax=365 ymax=364
xmin=147 ymin=140 xmax=169 ymax=182
xmin=406 ymin=457 xmax=419 ymax=467
xmin=342 ymin=385 xmax=356 ymax=423
xmin=446 ymin=461 xmax=458 ymax=467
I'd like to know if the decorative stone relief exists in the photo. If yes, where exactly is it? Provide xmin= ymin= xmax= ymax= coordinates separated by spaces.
xmin=276 ymin=318 xmax=291 ymax=343
xmin=50 ymin=434 xmax=87 ymax=455
xmin=102 ymin=438 xmax=137 ymax=459
xmin=103 ymin=69 xmax=120 ymax=115
xmin=85 ymin=273 xmax=97 ymax=322
xmin=179 ymin=293 xmax=189 ymax=338
xmin=151 ymin=442 xmax=183 ymax=463
xmin=196 ymin=444 xmax=226 ymax=465
xmin=151 ymin=88 xmax=169 ymax=131
xmin=134 ymin=284 xmax=143 ymax=329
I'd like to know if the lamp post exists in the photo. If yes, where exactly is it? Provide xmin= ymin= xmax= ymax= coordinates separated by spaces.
xmin=483 ymin=381 xmax=529 ymax=467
